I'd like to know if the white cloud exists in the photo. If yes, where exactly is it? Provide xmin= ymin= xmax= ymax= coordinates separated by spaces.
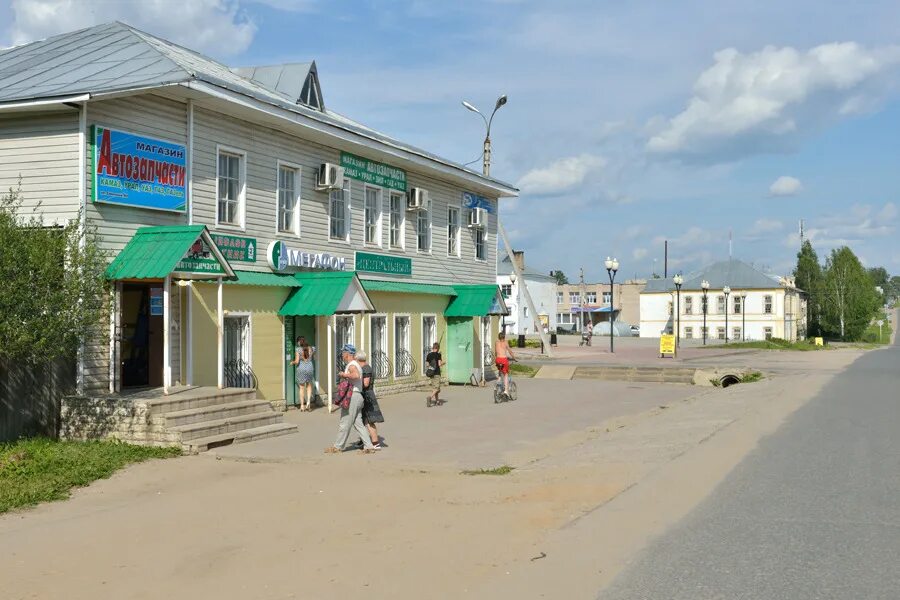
xmin=750 ymin=219 xmax=784 ymax=234
xmin=769 ymin=176 xmax=803 ymax=196
xmin=632 ymin=247 xmax=648 ymax=260
xmin=516 ymin=154 xmax=606 ymax=196
xmin=8 ymin=0 xmax=257 ymax=56
xmin=647 ymin=42 xmax=900 ymax=160
xmin=879 ymin=202 xmax=898 ymax=220
xmin=784 ymin=201 xmax=898 ymax=249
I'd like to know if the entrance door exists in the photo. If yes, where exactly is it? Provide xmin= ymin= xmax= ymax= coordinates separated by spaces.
xmin=224 ymin=315 xmax=251 ymax=388
xmin=284 ymin=316 xmax=317 ymax=407
xmin=447 ymin=317 xmax=473 ymax=384
xmin=120 ymin=283 xmax=163 ymax=388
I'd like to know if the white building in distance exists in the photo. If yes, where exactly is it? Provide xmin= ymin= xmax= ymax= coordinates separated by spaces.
xmin=497 ymin=251 xmax=557 ymax=336
xmin=640 ymin=259 xmax=807 ymax=342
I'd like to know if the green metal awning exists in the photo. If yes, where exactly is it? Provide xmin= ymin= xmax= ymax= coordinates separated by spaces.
xmin=221 ymin=270 xmax=302 ymax=287
xmin=444 ymin=284 xmax=509 ymax=317
xmin=279 ymin=271 xmax=375 ymax=316
xmin=360 ymin=279 xmax=457 ymax=296
xmin=105 ymin=225 xmax=235 ymax=280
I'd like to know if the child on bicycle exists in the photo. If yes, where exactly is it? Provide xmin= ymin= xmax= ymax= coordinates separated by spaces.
xmin=494 ymin=332 xmax=515 ymax=397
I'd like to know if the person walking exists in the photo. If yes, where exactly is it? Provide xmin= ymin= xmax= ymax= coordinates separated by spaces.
xmin=425 ymin=342 xmax=445 ymax=407
xmin=586 ymin=321 xmax=593 ymax=346
xmin=290 ymin=336 xmax=316 ymax=411
xmin=494 ymin=332 xmax=515 ymax=397
xmin=356 ymin=351 xmax=384 ymax=449
xmin=325 ymin=345 xmax=376 ymax=454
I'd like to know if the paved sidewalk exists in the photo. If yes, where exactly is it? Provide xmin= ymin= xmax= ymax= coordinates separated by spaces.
xmin=210 ymin=379 xmax=697 ymax=470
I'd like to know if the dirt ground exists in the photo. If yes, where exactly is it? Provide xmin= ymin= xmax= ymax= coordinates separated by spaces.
xmin=0 ymin=349 xmax=867 ymax=600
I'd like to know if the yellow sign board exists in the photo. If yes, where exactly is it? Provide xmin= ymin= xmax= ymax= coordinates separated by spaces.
xmin=814 ymin=337 xmax=824 ymax=346
xmin=660 ymin=334 xmax=676 ymax=357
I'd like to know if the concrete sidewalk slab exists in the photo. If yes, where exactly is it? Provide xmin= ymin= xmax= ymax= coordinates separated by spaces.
xmin=534 ymin=365 xmax=576 ymax=379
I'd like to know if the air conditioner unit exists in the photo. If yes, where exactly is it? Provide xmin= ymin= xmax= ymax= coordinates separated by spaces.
xmin=407 ymin=187 xmax=429 ymax=210
xmin=467 ymin=207 xmax=486 ymax=228
xmin=316 ymin=163 xmax=344 ymax=190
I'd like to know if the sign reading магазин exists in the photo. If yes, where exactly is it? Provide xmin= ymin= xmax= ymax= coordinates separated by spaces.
xmin=355 ymin=251 xmax=412 ymax=276
xmin=340 ymin=152 xmax=407 ymax=191
xmin=267 ymin=241 xmax=347 ymax=272
xmin=462 ymin=191 xmax=495 ymax=214
xmin=212 ymin=233 xmax=257 ymax=263
xmin=92 ymin=126 xmax=187 ymax=212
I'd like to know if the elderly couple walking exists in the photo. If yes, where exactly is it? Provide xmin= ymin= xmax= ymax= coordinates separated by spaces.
xmin=325 ymin=344 xmax=385 ymax=455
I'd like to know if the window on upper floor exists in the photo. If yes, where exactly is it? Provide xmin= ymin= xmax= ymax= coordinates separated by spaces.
xmin=764 ymin=295 xmax=773 ymax=314
xmin=501 ymin=284 xmax=512 ymax=298
xmin=276 ymin=164 xmax=300 ymax=235
xmin=329 ymin=179 xmax=351 ymax=241
xmin=217 ymin=150 xmax=244 ymax=227
xmin=717 ymin=295 xmax=726 ymax=314
xmin=447 ymin=206 xmax=460 ymax=257
xmin=586 ymin=292 xmax=597 ymax=304
xmin=364 ymin=186 xmax=382 ymax=246
xmin=557 ymin=292 xmax=564 ymax=304
xmin=602 ymin=291 xmax=611 ymax=304
xmin=684 ymin=296 xmax=693 ymax=315
xmin=733 ymin=295 xmax=742 ymax=315
xmin=569 ymin=292 xmax=580 ymax=304
xmin=389 ymin=192 xmax=405 ymax=249
xmin=416 ymin=201 xmax=431 ymax=252
xmin=474 ymin=228 xmax=486 ymax=261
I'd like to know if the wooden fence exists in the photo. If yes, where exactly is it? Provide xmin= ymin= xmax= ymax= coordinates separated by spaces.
xmin=0 ymin=358 xmax=75 ymax=442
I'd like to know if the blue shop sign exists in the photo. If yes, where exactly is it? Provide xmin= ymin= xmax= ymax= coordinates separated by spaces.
xmin=462 ymin=191 xmax=495 ymax=214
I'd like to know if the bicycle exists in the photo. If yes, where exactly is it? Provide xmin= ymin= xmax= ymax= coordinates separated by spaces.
xmin=493 ymin=358 xmax=518 ymax=403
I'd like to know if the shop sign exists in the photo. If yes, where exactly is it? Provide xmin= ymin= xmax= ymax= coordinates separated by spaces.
xmin=212 ymin=233 xmax=257 ymax=263
xmin=91 ymin=126 xmax=187 ymax=213
xmin=659 ymin=334 xmax=676 ymax=358
xmin=354 ymin=251 xmax=412 ymax=276
xmin=175 ymin=237 xmax=226 ymax=274
xmin=340 ymin=152 xmax=407 ymax=191
xmin=267 ymin=240 xmax=347 ymax=272
xmin=462 ymin=191 xmax=495 ymax=214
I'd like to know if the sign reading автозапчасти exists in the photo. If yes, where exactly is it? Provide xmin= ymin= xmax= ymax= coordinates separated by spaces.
xmin=340 ymin=152 xmax=407 ymax=191
xmin=92 ymin=126 xmax=187 ymax=212
xmin=354 ymin=251 xmax=412 ymax=276
xmin=267 ymin=241 xmax=347 ymax=272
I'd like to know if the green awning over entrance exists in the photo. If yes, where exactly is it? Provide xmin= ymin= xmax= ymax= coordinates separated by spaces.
xmin=360 ymin=279 xmax=457 ymax=296
xmin=105 ymin=225 xmax=235 ymax=280
xmin=279 ymin=271 xmax=375 ymax=316
xmin=444 ymin=284 xmax=509 ymax=317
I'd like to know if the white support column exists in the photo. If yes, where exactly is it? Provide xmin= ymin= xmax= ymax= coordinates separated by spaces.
xmin=108 ymin=282 xmax=118 ymax=394
xmin=479 ymin=318 xmax=485 ymax=386
xmin=185 ymin=282 xmax=193 ymax=385
xmin=163 ymin=275 xmax=171 ymax=395
xmin=360 ymin=314 xmax=366 ymax=355
xmin=327 ymin=315 xmax=334 ymax=412
xmin=76 ymin=102 xmax=87 ymax=395
xmin=217 ymin=277 xmax=224 ymax=389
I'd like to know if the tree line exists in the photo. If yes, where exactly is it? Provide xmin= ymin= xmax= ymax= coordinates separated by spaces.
xmin=793 ymin=240 xmax=892 ymax=341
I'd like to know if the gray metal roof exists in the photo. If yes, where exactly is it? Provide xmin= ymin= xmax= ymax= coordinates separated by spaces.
xmin=0 ymin=22 xmax=517 ymax=193
xmin=643 ymin=259 xmax=783 ymax=293
xmin=231 ymin=62 xmax=319 ymax=107
xmin=497 ymin=255 xmax=556 ymax=282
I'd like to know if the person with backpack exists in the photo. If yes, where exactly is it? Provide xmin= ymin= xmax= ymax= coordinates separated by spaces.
xmin=425 ymin=342 xmax=445 ymax=407
xmin=356 ymin=351 xmax=384 ymax=450
xmin=325 ymin=345 xmax=376 ymax=454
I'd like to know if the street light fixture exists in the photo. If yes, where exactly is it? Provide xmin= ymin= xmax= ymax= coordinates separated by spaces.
xmin=605 ymin=257 xmax=619 ymax=353
xmin=673 ymin=274 xmax=683 ymax=348
xmin=723 ymin=285 xmax=731 ymax=344
xmin=701 ymin=280 xmax=710 ymax=346
xmin=740 ymin=291 xmax=747 ymax=341
xmin=461 ymin=95 xmax=508 ymax=177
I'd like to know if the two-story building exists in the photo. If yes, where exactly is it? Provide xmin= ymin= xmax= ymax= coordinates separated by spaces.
xmin=556 ymin=280 xmax=645 ymax=333
xmin=496 ymin=251 xmax=557 ymax=336
xmin=0 ymin=22 xmax=515 ymax=416
xmin=639 ymin=259 xmax=807 ymax=341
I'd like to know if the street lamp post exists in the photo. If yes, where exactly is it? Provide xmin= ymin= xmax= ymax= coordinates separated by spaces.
xmin=701 ymin=280 xmax=710 ymax=346
xmin=605 ymin=257 xmax=619 ymax=353
xmin=723 ymin=285 xmax=731 ymax=344
xmin=740 ymin=291 xmax=747 ymax=341
xmin=462 ymin=95 xmax=508 ymax=177
xmin=673 ymin=274 xmax=683 ymax=348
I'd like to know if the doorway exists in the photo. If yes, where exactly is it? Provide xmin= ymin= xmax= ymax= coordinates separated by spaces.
xmin=284 ymin=315 xmax=316 ymax=407
xmin=120 ymin=283 xmax=163 ymax=388
xmin=447 ymin=317 xmax=473 ymax=384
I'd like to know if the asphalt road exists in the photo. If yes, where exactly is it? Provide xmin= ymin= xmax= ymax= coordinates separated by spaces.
xmin=601 ymin=338 xmax=900 ymax=599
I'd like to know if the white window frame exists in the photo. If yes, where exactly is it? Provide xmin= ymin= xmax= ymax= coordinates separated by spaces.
xmin=733 ymin=295 xmax=742 ymax=315
xmin=764 ymin=326 xmax=774 ymax=340
xmin=394 ymin=313 xmax=412 ymax=378
xmin=602 ymin=291 xmax=611 ymax=304
xmin=586 ymin=292 xmax=597 ymax=304
xmin=421 ymin=313 xmax=437 ymax=375
xmin=474 ymin=227 xmax=487 ymax=261
xmin=569 ymin=292 xmax=580 ymax=304
xmin=215 ymin=145 xmax=246 ymax=230
xmin=684 ymin=326 xmax=693 ymax=339
xmin=389 ymin=191 xmax=405 ymax=250
xmin=329 ymin=179 xmax=351 ymax=243
xmin=501 ymin=284 xmax=512 ymax=298
xmin=717 ymin=327 xmax=726 ymax=340
xmin=275 ymin=160 xmax=301 ymax=236
xmin=733 ymin=326 xmax=741 ymax=340
xmin=717 ymin=295 xmax=726 ymax=314
xmin=416 ymin=200 xmax=432 ymax=253
xmin=364 ymin=185 xmax=383 ymax=247
xmin=557 ymin=292 xmax=564 ymax=304
xmin=223 ymin=311 xmax=253 ymax=367
xmin=447 ymin=205 xmax=461 ymax=257
xmin=764 ymin=295 xmax=774 ymax=315
xmin=684 ymin=296 xmax=693 ymax=315
xmin=369 ymin=313 xmax=388 ymax=361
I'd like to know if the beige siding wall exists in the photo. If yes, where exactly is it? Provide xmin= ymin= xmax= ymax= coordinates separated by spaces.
xmin=0 ymin=111 xmax=80 ymax=224
xmin=191 ymin=106 xmax=498 ymax=285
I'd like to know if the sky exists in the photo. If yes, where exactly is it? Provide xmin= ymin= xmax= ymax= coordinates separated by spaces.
xmin=3 ymin=0 xmax=900 ymax=282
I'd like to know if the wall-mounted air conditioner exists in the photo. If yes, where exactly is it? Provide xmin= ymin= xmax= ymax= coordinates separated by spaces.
xmin=316 ymin=163 xmax=344 ymax=190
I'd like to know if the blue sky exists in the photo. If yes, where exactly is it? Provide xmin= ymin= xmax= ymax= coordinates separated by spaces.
xmin=3 ymin=0 xmax=900 ymax=282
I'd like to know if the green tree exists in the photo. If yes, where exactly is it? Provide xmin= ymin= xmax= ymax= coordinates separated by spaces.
xmin=821 ymin=247 xmax=880 ymax=340
xmin=0 ymin=187 xmax=108 ymax=364
xmin=793 ymin=240 xmax=824 ymax=337
xmin=550 ymin=270 xmax=569 ymax=285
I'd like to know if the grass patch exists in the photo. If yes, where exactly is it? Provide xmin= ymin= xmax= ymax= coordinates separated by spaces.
xmin=706 ymin=338 xmax=825 ymax=351
xmin=861 ymin=315 xmax=893 ymax=344
xmin=0 ymin=438 xmax=180 ymax=514
xmin=509 ymin=362 xmax=538 ymax=377
xmin=461 ymin=465 xmax=515 ymax=476
xmin=740 ymin=371 xmax=764 ymax=383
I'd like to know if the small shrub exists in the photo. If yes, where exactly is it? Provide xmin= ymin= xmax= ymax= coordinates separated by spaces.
xmin=461 ymin=465 xmax=515 ymax=476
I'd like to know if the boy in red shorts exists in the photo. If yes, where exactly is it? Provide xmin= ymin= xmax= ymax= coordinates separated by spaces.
xmin=494 ymin=332 xmax=515 ymax=397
